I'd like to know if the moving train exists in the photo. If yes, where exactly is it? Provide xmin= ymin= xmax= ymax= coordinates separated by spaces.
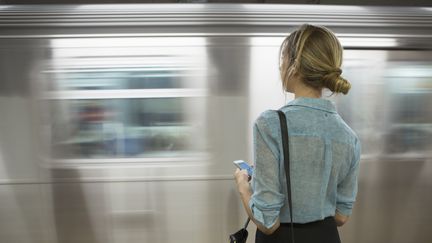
xmin=0 ymin=4 xmax=431 ymax=243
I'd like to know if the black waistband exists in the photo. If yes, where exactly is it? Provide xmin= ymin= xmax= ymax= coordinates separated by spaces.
xmin=280 ymin=216 xmax=335 ymax=228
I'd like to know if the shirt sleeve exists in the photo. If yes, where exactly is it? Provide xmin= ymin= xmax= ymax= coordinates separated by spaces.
xmin=336 ymin=137 xmax=361 ymax=216
xmin=249 ymin=113 xmax=285 ymax=229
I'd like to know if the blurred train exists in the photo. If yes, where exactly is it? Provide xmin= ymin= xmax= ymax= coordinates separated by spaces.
xmin=0 ymin=4 xmax=432 ymax=243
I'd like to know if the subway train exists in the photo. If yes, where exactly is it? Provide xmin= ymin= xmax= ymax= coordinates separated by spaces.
xmin=0 ymin=4 xmax=431 ymax=243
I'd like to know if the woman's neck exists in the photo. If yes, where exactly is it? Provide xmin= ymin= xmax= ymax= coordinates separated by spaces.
xmin=293 ymin=82 xmax=322 ymax=99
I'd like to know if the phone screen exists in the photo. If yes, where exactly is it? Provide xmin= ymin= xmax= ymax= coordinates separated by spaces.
xmin=233 ymin=160 xmax=253 ymax=176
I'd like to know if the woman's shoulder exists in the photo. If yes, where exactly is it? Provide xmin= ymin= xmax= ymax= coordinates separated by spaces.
xmin=254 ymin=110 xmax=282 ymax=136
xmin=334 ymin=115 xmax=360 ymax=144
xmin=253 ymin=110 xmax=282 ymax=157
xmin=256 ymin=109 xmax=278 ymax=121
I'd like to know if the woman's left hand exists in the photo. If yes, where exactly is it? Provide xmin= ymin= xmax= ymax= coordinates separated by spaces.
xmin=234 ymin=168 xmax=251 ymax=194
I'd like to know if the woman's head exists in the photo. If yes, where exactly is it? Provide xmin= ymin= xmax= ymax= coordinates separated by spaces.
xmin=279 ymin=24 xmax=351 ymax=94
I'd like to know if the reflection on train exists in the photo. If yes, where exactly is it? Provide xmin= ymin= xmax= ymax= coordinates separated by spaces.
xmin=0 ymin=4 xmax=431 ymax=243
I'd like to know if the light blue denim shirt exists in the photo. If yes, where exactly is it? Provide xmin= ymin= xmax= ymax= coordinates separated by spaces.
xmin=249 ymin=97 xmax=361 ymax=227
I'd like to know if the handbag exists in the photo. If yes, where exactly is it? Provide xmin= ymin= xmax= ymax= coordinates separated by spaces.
xmin=229 ymin=218 xmax=250 ymax=243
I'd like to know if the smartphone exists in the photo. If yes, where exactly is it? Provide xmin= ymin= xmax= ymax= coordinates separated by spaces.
xmin=233 ymin=160 xmax=253 ymax=176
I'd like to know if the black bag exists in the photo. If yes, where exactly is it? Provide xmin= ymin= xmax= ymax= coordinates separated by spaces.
xmin=229 ymin=218 xmax=250 ymax=243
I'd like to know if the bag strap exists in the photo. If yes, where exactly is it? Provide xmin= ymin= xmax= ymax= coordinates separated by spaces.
xmin=243 ymin=218 xmax=250 ymax=229
xmin=276 ymin=110 xmax=295 ymax=243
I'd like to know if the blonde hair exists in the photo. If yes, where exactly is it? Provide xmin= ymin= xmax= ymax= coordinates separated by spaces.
xmin=279 ymin=24 xmax=351 ymax=94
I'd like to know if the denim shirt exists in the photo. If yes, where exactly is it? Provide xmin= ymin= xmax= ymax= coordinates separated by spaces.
xmin=249 ymin=97 xmax=361 ymax=227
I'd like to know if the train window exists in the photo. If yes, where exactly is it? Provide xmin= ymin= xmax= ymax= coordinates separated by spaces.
xmin=42 ymin=37 xmax=208 ymax=161
xmin=49 ymin=97 xmax=205 ymax=159
xmin=382 ymin=64 xmax=432 ymax=155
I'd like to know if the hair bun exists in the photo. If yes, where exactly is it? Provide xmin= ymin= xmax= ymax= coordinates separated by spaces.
xmin=323 ymin=68 xmax=341 ymax=83
xmin=322 ymin=68 xmax=351 ymax=94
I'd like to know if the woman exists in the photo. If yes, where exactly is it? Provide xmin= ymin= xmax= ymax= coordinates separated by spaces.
xmin=234 ymin=24 xmax=361 ymax=243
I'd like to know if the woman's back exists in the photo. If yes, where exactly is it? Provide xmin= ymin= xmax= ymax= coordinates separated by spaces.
xmin=250 ymin=97 xmax=360 ymax=226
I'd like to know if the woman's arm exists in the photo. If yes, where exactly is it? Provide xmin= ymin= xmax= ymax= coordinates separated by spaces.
xmin=235 ymin=169 xmax=280 ymax=235
xmin=335 ymin=138 xmax=361 ymax=226
xmin=234 ymin=111 xmax=285 ymax=234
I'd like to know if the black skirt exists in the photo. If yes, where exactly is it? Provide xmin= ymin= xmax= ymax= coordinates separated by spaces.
xmin=255 ymin=217 xmax=341 ymax=243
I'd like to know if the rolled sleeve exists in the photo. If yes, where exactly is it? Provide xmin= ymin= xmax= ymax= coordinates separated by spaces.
xmin=336 ymin=137 xmax=361 ymax=216
xmin=249 ymin=113 xmax=285 ymax=229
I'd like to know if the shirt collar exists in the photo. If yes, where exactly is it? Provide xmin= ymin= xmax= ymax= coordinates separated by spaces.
xmin=286 ymin=97 xmax=337 ymax=113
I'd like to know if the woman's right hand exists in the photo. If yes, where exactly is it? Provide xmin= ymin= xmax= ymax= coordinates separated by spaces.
xmin=334 ymin=211 xmax=349 ymax=226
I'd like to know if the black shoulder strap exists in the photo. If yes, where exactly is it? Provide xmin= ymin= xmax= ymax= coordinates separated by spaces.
xmin=276 ymin=110 xmax=295 ymax=243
